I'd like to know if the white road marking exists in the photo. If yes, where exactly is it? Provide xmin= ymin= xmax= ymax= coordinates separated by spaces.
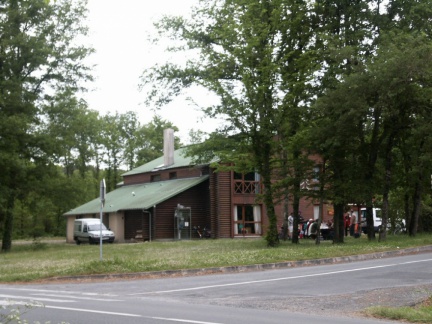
xmin=0 ymin=294 xmax=73 ymax=303
xmin=0 ymin=287 xmax=117 ymax=297
xmin=46 ymin=305 xmax=142 ymax=317
xmin=151 ymin=317 xmax=223 ymax=323
xmin=47 ymin=306 xmax=224 ymax=323
xmin=31 ymin=293 xmax=122 ymax=302
xmin=130 ymin=258 xmax=432 ymax=295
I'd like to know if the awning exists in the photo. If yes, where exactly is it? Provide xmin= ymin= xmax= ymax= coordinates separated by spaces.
xmin=64 ymin=176 xmax=209 ymax=216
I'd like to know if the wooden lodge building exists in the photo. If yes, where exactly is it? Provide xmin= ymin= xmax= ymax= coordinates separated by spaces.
xmin=64 ymin=129 xmax=333 ymax=243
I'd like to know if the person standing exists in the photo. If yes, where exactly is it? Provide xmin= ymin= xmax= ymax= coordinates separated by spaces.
xmin=349 ymin=211 xmax=356 ymax=236
xmin=288 ymin=213 xmax=294 ymax=239
xmin=344 ymin=213 xmax=350 ymax=236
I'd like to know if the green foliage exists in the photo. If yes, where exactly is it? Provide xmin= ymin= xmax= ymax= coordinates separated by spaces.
xmin=0 ymin=0 xmax=94 ymax=251
xmin=420 ymin=203 xmax=432 ymax=233
xmin=365 ymin=296 xmax=432 ymax=323
xmin=142 ymin=0 xmax=327 ymax=245
xmin=0 ymin=300 xmax=45 ymax=324
xmin=2 ymin=0 xmax=432 ymax=248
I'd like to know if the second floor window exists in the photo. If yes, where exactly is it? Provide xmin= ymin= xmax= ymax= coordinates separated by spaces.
xmin=233 ymin=172 xmax=260 ymax=194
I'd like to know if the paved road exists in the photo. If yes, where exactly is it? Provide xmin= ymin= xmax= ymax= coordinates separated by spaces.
xmin=1 ymin=251 xmax=431 ymax=324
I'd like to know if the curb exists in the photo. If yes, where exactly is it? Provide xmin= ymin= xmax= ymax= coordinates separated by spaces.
xmin=47 ymin=245 xmax=432 ymax=283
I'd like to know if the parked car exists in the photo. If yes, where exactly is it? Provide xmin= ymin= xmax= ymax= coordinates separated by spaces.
xmin=74 ymin=218 xmax=115 ymax=245
xmin=361 ymin=208 xmax=406 ymax=234
xmin=360 ymin=208 xmax=382 ymax=233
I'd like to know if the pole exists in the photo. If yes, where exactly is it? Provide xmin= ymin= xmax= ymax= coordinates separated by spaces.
xmin=100 ymin=179 xmax=106 ymax=261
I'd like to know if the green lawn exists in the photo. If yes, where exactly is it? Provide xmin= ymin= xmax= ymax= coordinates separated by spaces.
xmin=1 ymin=233 xmax=431 ymax=283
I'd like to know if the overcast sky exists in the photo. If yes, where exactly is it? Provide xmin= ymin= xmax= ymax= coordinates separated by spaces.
xmin=82 ymin=0 xmax=220 ymax=143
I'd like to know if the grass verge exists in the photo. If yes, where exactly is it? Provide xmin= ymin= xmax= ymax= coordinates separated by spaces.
xmin=1 ymin=233 xmax=431 ymax=283
xmin=364 ymin=296 xmax=432 ymax=323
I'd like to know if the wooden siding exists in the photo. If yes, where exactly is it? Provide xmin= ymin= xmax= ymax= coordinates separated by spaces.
xmin=123 ymin=166 xmax=208 ymax=185
xmin=209 ymin=170 xmax=218 ymax=238
xmin=216 ymin=170 xmax=232 ymax=238
xmin=150 ymin=180 xmax=210 ymax=240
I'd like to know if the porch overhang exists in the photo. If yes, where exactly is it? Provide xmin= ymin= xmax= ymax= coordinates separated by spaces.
xmin=64 ymin=176 xmax=209 ymax=216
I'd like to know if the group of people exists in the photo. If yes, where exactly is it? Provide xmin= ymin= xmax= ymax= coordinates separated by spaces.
xmin=301 ymin=218 xmax=319 ymax=239
xmin=280 ymin=213 xmax=336 ymax=240
xmin=280 ymin=210 xmax=360 ymax=240
xmin=283 ymin=214 xmax=320 ymax=239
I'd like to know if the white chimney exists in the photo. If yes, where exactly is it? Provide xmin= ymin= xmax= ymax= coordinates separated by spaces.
xmin=163 ymin=128 xmax=174 ymax=167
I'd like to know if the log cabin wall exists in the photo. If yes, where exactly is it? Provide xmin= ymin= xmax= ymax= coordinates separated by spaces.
xmin=209 ymin=170 xmax=218 ymax=238
xmin=151 ymin=179 xmax=210 ymax=240
xmin=123 ymin=166 xmax=206 ymax=185
xmin=124 ymin=209 xmax=147 ymax=241
xmin=214 ymin=170 xmax=232 ymax=238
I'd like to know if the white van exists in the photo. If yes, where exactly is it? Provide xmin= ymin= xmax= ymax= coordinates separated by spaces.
xmin=74 ymin=218 xmax=115 ymax=245
xmin=360 ymin=208 xmax=382 ymax=233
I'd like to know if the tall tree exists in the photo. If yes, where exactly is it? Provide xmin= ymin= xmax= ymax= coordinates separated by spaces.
xmin=142 ymin=0 xmax=321 ymax=246
xmin=100 ymin=112 xmax=127 ymax=192
xmin=0 ymin=0 xmax=93 ymax=251
xmin=312 ymin=0 xmax=379 ymax=242
xmin=43 ymin=91 xmax=101 ymax=178
xmin=312 ymin=30 xmax=432 ymax=241
xmin=275 ymin=0 xmax=318 ymax=244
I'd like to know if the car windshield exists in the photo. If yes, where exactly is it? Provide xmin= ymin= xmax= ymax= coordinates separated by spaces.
xmin=88 ymin=224 xmax=107 ymax=231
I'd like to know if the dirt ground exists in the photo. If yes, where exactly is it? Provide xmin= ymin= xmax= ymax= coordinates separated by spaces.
xmin=200 ymin=283 xmax=432 ymax=318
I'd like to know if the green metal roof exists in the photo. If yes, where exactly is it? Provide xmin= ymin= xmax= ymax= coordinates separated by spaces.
xmin=64 ymin=176 xmax=209 ymax=216
xmin=122 ymin=147 xmax=194 ymax=176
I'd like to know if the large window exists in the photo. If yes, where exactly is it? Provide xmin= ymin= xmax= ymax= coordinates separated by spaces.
xmin=233 ymin=205 xmax=262 ymax=235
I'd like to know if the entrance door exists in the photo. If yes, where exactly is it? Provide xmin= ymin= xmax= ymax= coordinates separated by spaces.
xmin=125 ymin=210 xmax=150 ymax=241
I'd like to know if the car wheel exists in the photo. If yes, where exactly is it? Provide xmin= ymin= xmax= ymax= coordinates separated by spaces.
xmin=75 ymin=238 xmax=80 ymax=245
xmin=88 ymin=237 xmax=93 ymax=245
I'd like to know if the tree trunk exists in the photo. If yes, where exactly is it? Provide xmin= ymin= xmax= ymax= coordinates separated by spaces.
xmin=260 ymin=142 xmax=279 ymax=247
xmin=291 ymin=155 xmax=302 ymax=244
xmin=365 ymin=205 xmax=375 ymax=240
xmin=282 ymin=197 xmax=289 ymax=241
xmin=379 ymin=135 xmax=394 ymax=242
xmin=409 ymin=175 xmax=422 ymax=236
xmin=333 ymin=203 xmax=345 ymax=243
xmin=291 ymin=193 xmax=300 ymax=244
xmin=1 ymin=190 xmax=16 ymax=252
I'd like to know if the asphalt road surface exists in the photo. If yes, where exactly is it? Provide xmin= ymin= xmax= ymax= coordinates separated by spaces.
xmin=1 ymin=251 xmax=431 ymax=324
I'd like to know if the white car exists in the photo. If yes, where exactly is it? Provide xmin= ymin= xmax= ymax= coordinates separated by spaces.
xmin=74 ymin=218 xmax=115 ymax=245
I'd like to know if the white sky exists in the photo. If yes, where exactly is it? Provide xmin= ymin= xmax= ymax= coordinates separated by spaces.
xmin=81 ymin=0 xmax=221 ymax=143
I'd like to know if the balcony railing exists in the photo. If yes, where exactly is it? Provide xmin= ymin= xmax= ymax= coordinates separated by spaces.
xmin=234 ymin=180 xmax=261 ymax=194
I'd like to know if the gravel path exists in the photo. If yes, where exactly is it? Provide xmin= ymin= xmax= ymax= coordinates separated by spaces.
xmin=199 ymin=283 xmax=432 ymax=318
